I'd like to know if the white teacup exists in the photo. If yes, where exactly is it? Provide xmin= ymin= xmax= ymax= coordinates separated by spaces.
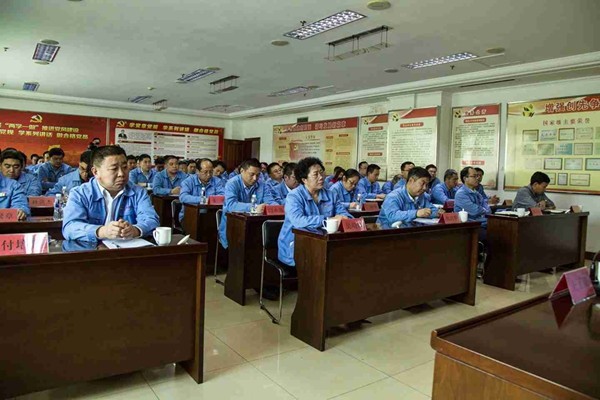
xmin=153 ymin=227 xmax=172 ymax=246
xmin=516 ymin=208 xmax=526 ymax=217
xmin=458 ymin=210 xmax=468 ymax=223
xmin=322 ymin=218 xmax=340 ymax=234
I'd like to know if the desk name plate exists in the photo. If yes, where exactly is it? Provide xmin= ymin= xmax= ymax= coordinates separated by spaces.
xmin=340 ymin=217 xmax=367 ymax=232
xmin=550 ymin=266 xmax=597 ymax=305
xmin=0 ymin=208 xmax=19 ymax=223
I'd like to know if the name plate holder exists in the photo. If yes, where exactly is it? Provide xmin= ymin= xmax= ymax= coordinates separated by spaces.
xmin=340 ymin=217 xmax=367 ymax=232
xmin=570 ymin=205 xmax=582 ymax=213
xmin=208 ymin=195 xmax=224 ymax=205
xmin=29 ymin=196 xmax=55 ymax=207
xmin=362 ymin=202 xmax=379 ymax=211
xmin=439 ymin=212 xmax=460 ymax=224
xmin=443 ymin=200 xmax=455 ymax=210
xmin=0 ymin=208 xmax=19 ymax=223
xmin=264 ymin=205 xmax=285 ymax=215
xmin=529 ymin=207 xmax=543 ymax=216
xmin=550 ymin=266 xmax=596 ymax=305
xmin=0 ymin=232 xmax=49 ymax=255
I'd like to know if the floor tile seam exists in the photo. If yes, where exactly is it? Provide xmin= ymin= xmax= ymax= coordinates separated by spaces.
xmin=242 ymin=343 xmax=310 ymax=362
xmin=333 ymin=346 xmax=395 ymax=377
xmin=139 ymin=373 xmax=162 ymax=400
xmin=245 ymin=362 xmax=300 ymax=399
xmin=324 ymin=376 xmax=391 ymax=400
xmin=205 ymin=314 xmax=273 ymax=331
xmin=208 ymin=332 xmax=250 ymax=365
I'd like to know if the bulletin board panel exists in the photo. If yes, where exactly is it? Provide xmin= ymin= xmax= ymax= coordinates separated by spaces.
xmin=358 ymin=114 xmax=389 ymax=180
xmin=272 ymin=117 xmax=358 ymax=174
xmin=0 ymin=109 xmax=107 ymax=166
xmin=451 ymin=104 xmax=501 ymax=189
xmin=505 ymin=94 xmax=600 ymax=195
xmin=110 ymin=119 xmax=224 ymax=160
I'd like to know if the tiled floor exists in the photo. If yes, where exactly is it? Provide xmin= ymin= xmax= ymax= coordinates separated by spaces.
xmin=11 ymin=271 xmax=563 ymax=400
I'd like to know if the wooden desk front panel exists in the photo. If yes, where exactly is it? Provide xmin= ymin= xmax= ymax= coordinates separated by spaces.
xmin=152 ymin=195 xmax=177 ymax=228
xmin=0 ymin=217 xmax=64 ymax=240
xmin=0 ymin=248 xmax=205 ymax=397
xmin=182 ymin=204 xmax=219 ymax=265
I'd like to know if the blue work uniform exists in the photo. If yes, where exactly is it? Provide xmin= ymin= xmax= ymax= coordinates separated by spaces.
xmin=278 ymin=185 xmax=352 ymax=267
xmin=377 ymin=186 xmax=438 ymax=228
xmin=430 ymin=183 xmax=458 ymax=205
xmin=381 ymin=180 xmax=396 ymax=194
xmin=129 ymin=168 xmax=156 ymax=186
xmin=218 ymin=175 xmax=266 ymax=248
xmin=266 ymin=181 xmax=294 ymax=205
xmin=428 ymin=177 xmax=441 ymax=192
xmin=0 ymin=175 xmax=30 ymax=215
xmin=356 ymin=177 xmax=382 ymax=200
xmin=151 ymin=170 xmax=188 ymax=196
xmin=454 ymin=185 xmax=490 ymax=223
xmin=178 ymin=175 xmax=225 ymax=221
xmin=14 ymin=172 xmax=42 ymax=196
xmin=329 ymin=181 xmax=358 ymax=209
xmin=62 ymin=178 xmax=159 ymax=242
xmin=46 ymin=169 xmax=84 ymax=196
xmin=392 ymin=178 xmax=407 ymax=191
xmin=37 ymin=162 xmax=74 ymax=191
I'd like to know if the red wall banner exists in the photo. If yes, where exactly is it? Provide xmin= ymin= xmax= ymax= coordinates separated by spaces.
xmin=0 ymin=109 xmax=107 ymax=166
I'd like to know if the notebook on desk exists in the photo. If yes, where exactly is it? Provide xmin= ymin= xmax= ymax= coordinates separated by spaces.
xmin=413 ymin=217 xmax=439 ymax=225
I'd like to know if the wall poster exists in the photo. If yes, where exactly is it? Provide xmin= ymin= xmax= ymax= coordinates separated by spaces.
xmin=272 ymin=117 xmax=358 ymax=174
xmin=358 ymin=114 xmax=389 ymax=180
xmin=506 ymin=94 xmax=600 ymax=194
xmin=451 ymin=104 xmax=500 ymax=189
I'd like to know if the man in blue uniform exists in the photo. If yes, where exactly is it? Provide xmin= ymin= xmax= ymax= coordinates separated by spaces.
xmin=1 ymin=149 xmax=42 ymax=196
xmin=430 ymin=169 xmax=459 ymax=204
xmin=37 ymin=147 xmax=74 ymax=192
xmin=62 ymin=146 xmax=159 ymax=242
xmin=356 ymin=163 xmax=386 ymax=200
xmin=0 ymin=168 xmax=30 ymax=220
xmin=179 ymin=158 xmax=225 ymax=222
xmin=426 ymin=164 xmax=441 ymax=192
xmin=152 ymin=155 xmax=188 ymax=195
xmin=454 ymin=166 xmax=490 ymax=223
xmin=46 ymin=151 xmax=92 ymax=196
xmin=129 ymin=154 xmax=156 ymax=187
xmin=266 ymin=162 xmax=298 ymax=205
xmin=330 ymin=169 xmax=361 ymax=210
xmin=392 ymin=161 xmax=415 ymax=190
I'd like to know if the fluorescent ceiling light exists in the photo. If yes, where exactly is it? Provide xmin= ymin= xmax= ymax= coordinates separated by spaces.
xmin=22 ymin=82 xmax=40 ymax=91
xmin=402 ymin=52 xmax=477 ymax=69
xmin=128 ymin=95 xmax=152 ymax=103
xmin=176 ymin=68 xmax=217 ymax=83
xmin=153 ymin=99 xmax=168 ymax=111
xmin=268 ymin=86 xmax=314 ymax=97
xmin=32 ymin=43 xmax=60 ymax=62
xmin=210 ymin=75 xmax=239 ymax=94
xmin=283 ymin=10 xmax=366 ymax=40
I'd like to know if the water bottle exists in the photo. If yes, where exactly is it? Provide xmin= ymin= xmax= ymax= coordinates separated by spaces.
xmin=53 ymin=194 xmax=63 ymax=221
xmin=355 ymin=193 xmax=362 ymax=211
xmin=250 ymin=194 xmax=257 ymax=213
xmin=200 ymin=187 xmax=207 ymax=205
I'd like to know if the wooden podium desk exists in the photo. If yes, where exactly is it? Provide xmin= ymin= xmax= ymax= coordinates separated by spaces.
xmin=151 ymin=194 xmax=178 ymax=228
xmin=0 ymin=216 xmax=64 ymax=240
xmin=291 ymin=222 xmax=480 ymax=351
xmin=30 ymin=206 xmax=54 ymax=217
xmin=225 ymin=212 xmax=284 ymax=305
xmin=486 ymin=212 xmax=588 ymax=290
xmin=182 ymin=203 xmax=222 ymax=266
xmin=431 ymin=293 xmax=600 ymax=400
xmin=0 ymin=235 xmax=207 ymax=398
xmin=349 ymin=209 xmax=379 ymax=218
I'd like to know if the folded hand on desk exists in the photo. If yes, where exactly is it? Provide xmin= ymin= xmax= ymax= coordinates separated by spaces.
xmin=417 ymin=208 xmax=432 ymax=218
xmin=16 ymin=209 xmax=27 ymax=221
xmin=97 ymin=220 xmax=141 ymax=240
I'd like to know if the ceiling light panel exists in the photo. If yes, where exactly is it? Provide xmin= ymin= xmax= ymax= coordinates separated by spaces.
xmin=176 ymin=68 xmax=217 ymax=83
xmin=128 ymin=95 xmax=152 ymax=103
xmin=268 ymin=86 xmax=314 ymax=97
xmin=32 ymin=43 xmax=60 ymax=62
xmin=283 ymin=10 xmax=366 ymax=40
xmin=22 ymin=82 xmax=40 ymax=91
xmin=402 ymin=52 xmax=477 ymax=69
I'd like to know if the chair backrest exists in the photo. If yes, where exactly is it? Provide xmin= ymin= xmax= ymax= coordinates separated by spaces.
xmin=363 ymin=215 xmax=379 ymax=224
xmin=216 ymin=209 xmax=223 ymax=228
xmin=262 ymin=220 xmax=284 ymax=251
xmin=171 ymin=199 xmax=183 ymax=230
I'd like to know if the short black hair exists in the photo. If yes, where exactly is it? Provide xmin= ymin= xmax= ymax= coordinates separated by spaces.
xmin=30 ymin=153 xmax=40 ymax=160
xmin=283 ymin=162 xmax=297 ymax=177
xmin=91 ymin=145 xmax=126 ymax=168
xmin=407 ymin=166 xmax=430 ymax=181
xmin=92 ymin=137 xmax=101 ymax=142
xmin=187 ymin=159 xmax=197 ymax=165
xmin=80 ymin=150 xmax=92 ymax=165
xmin=126 ymin=155 xmax=137 ymax=161
xmin=333 ymin=166 xmax=345 ymax=178
xmin=443 ymin=169 xmax=458 ymax=181
xmin=154 ymin=157 xmax=165 ymax=165
xmin=460 ymin=166 xmax=474 ymax=183
xmin=178 ymin=159 xmax=189 ymax=166
xmin=343 ymin=168 xmax=361 ymax=180
xmin=474 ymin=167 xmax=484 ymax=175
xmin=530 ymin=171 xmax=550 ymax=185
xmin=358 ymin=161 xmax=368 ymax=168
xmin=295 ymin=157 xmax=324 ymax=183
xmin=401 ymin=161 xmax=415 ymax=171
xmin=260 ymin=162 xmax=268 ymax=168
xmin=164 ymin=155 xmax=178 ymax=164
xmin=138 ymin=153 xmax=151 ymax=162
xmin=241 ymin=158 xmax=261 ymax=171
xmin=425 ymin=164 xmax=437 ymax=170
xmin=367 ymin=164 xmax=381 ymax=174
xmin=48 ymin=147 xmax=65 ymax=158
xmin=267 ymin=162 xmax=281 ymax=175
xmin=213 ymin=160 xmax=227 ymax=170
xmin=42 ymin=151 xmax=50 ymax=156
xmin=0 ymin=149 xmax=25 ymax=166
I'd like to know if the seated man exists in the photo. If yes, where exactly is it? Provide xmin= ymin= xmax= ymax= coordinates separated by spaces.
xmin=1 ymin=149 xmax=42 ymax=196
xmin=393 ymin=161 xmax=415 ymax=190
xmin=324 ymin=166 xmax=344 ymax=189
xmin=356 ymin=163 xmax=386 ymax=200
xmin=179 ymin=158 xmax=225 ymax=222
xmin=358 ymin=161 xmax=368 ymax=178
xmin=0 ymin=167 xmax=30 ymax=221
xmin=377 ymin=167 xmax=441 ymax=228
xmin=426 ymin=164 xmax=441 ymax=192
xmin=178 ymin=159 xmax=189 ymax=175
xmin=513 ymin=171 xmax=556 ymax=210
xmin=25 ymin=153 xmax=41 ymax=174
xmin=62 ymin=146 xmax=159 ymax=242
xmin=265 ymin=162 xmax=283 ymax=192
xmin=430 ymin=169 xmax=459 ymax=204
xmin=152 ymin=155 xmax=188 ymax=195
xmin=129 ymin=154 xmax=156 ymax=187
xmin=219 ymin=158 xmax=267 ymax=249
xmin=454 ymin=166 xmax=490 ymax=223
xmin=278 ymin=157 xmax=351 ymax=267
xmin=153 ymin=157 xmax=165 ymax=173
xmin=126 ymin=155 xmax=137 ymax=173
xmin=46 ymin=151 xmax=92 ymax=196
xmin=382 ymin=173 xmax=401 ymax=194
xmin=266 ymin=162 xmax=298 ymax=205
xmin=27 ymin=151 xmax=48 ymax=175
xmin=212 ymin=160 xmax=228 ymax=181
xmin=474 ymin=167 xmax=499 ymax=205
xmin=37 ymin=147 xmax=74 ymax=192
xmin=330 ymin=168 xmax=361 ymax=210
xmin=186 ymin=160 xmax=197 ymax=175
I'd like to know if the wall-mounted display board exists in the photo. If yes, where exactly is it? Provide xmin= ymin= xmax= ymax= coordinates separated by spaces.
xmin=387 ymin=107 xmax=438 ymax=175
xmin=0 ymin=109 xmax=107 ymax=166
xmin=110 ymin=119 xmax=223 ymax=160
xmin=272 ymin=117 xmax=358 ymax=174
xmin=358 ymin=114 xmax=389 ymax=180
xmin=451 ymin=104 xmax=501 ymax=189
xmin=506 ymin=94 xmax=600 ymax=194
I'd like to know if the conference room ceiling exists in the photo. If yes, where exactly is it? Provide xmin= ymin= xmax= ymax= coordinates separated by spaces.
xmin=1 ymin=0 xmax=599 ymax=115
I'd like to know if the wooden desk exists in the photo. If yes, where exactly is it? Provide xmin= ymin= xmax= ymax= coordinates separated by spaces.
xmin=0 ymin=216 xmax=64 ymax=240
xmin=485 ymin=212 xmax=588 ymax=290
xmin=30 ymin=206 xmax=53 ymax=217
xmin=349 ymin=209 xmax=379 ymax=218
xmin=151 ymin=194 xmax=178 ymax=227
xmin=225 ymin=212 xmax=284 ymax=305
xmin=291 ymin=222 xmax=480 ymax=350
xmin=431 ymin=293 xmax=600 ymax=399
xmin=0 ymin=236 xmax=207 ymax=398
xmin=182 ymin=203 xmax=221 ymax=266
